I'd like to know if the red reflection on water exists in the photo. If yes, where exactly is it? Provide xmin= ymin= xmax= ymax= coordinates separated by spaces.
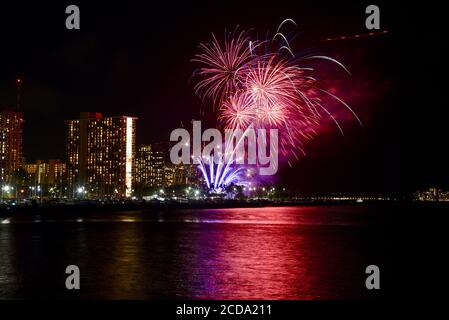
xmin=188 ymin=207 xmax=317 ymax=299
xmin=182 ymin=206 xmax=368 ymax=299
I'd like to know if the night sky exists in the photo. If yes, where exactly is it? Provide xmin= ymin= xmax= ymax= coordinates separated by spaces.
xmin=0 ymin=1 xmax=447 ymax=193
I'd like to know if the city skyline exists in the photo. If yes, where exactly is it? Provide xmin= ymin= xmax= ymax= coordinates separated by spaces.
xmin=0 ymin=1 xmax=447 ymax=194
xmin=0 ymin=108 xmax=205 ymax=199
xmin=0 ymin=0 xmax=447 ymax=305
xmin=1 ymin=106 xmax=448 ymax=200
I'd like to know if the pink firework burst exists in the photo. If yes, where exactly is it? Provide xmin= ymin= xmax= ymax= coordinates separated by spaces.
xmin=229 ymin=56 xmax=322 ymax=158
xmin=192 ymin=30 xmax=262 ymax=108
xmin=192 ymin=19 xmax=362 ymax=162
xmin=218 ymin=92 xmax=256 ymax=129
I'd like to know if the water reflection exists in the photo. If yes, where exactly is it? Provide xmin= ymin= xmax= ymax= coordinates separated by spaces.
xmin=0 ymin=206 xmax=380 ymax=299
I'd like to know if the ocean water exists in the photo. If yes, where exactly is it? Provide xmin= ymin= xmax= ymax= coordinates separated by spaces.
xmin=0 ymin=205 xmax=387 ymax=299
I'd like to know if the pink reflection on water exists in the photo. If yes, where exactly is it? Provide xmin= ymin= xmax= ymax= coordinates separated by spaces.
xmin=181 ymin=206 xmax=368 ymax=226
xmin=183 ymin=206 xmax=365 ymax=299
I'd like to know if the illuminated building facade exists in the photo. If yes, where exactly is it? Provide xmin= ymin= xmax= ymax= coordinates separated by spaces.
xmin=133 ymin=144 xmax=164 ymax=188
xmin=163 ymin=165 xmax=175 ymax=187
xmin=24 ymin=161 xmax=48 ymax=185
xmin=25 ymin=160 xmax=67 ymax=186
xmin=66 ymin=112 xmax=137 ymax=198
xmin=133 ymin=143 xmax=200 ymax=195
xmin=0 ymin=110 xmax=24 ymax=184
xmin=48 ymin=159 xmax=67 ymax=188
xmin=163 ymin=163 xmax=198 ymax=187
xmin=415 ymin=188 xmax=449 ymax=202
xmin=150 ymin=148 xmax=164 ymax=187
xmin=134 ymin=145 xmax=151 ymax=186
xmin=24 ymin=159 xmax=67 ymax=197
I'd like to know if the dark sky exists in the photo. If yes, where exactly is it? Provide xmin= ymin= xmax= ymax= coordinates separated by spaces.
xmin=0 ymin=1 xmax=447 ymax=193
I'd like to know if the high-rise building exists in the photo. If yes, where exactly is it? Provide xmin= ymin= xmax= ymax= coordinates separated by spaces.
xmin=133 ymin=143 xmax=200 ymax=194
xmin=134 ymin=145 xmax=151 ymax=186
xmin=48 ymin=159 xmax=66 ymax=188
xmin=163 ymin=165 xmax=175 ymax=187
xmin=24 ymin=159 xmax=67 ymax=197
xmin=150 ymin=148 xmax=164 ymax=187
xmin=66 ymin=112 xmax=137 ymax=198
xmin=24 ymin=160 xmax=48 ymax=185
xmin=0 ymin=110 xmax=24 ymax=185
xmin=133 ymin=144 xmax=164 ymax=189
xmin=163 ymin=163 xmax=196 ymax=187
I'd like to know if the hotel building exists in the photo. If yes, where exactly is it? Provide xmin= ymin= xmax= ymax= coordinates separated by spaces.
xmin=24 ymin=159 xmax=67 ymax=195
xmin=0 ymin=109 xmax=24 ymax=184
xmin=133 ymin=144 xmax=164 ymax=188
xmin=66 ymin=112 xmax=137 ymax=198
xmin=134 ymin=143 xmax=199 ymax=192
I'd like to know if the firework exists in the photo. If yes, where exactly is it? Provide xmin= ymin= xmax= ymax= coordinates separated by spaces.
xmin=197 ymin=155 xmax=244 ymax=193
xmin=192 ymin=30 xmax=261 ymax=108
xmin=192 ymin=19 xmax=362 ymax=188
xmin=218 ymin=56 xmax=322 ymax=157
xmin=218 ymin=92 xmax=256 ymax=129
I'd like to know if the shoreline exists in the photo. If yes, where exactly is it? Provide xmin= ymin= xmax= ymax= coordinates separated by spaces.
xmin=1 ymin=199 xmax=447 ymax=219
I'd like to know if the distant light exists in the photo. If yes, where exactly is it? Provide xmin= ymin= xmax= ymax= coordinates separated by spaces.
xmin=16 ymin=78 xmax=21 ymax=84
